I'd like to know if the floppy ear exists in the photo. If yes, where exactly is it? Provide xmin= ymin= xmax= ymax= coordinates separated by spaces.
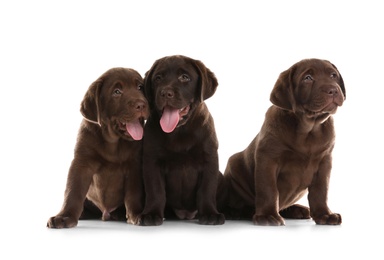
xmin=193 ymin=59 xmax=218 ymax=102
xmin=329 ymin=62 xmax=346 ymax=100
xmin=80 ymin=76 xmax=103 ymax=126
xmin=270 ymin=66 xmax=297 ymax=111
xmin=143 ymin=60 xmax=159 ymax=110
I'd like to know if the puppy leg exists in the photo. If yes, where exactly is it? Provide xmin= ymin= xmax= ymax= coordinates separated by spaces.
xmin=124 ymin=164 xmax=144 ymax=225
xmin=197 ymin=170 xmax=225 ymax=225
xmin=139 ymin=188 xmax=165 ymax=226
xmin=252 ymin=214 xmax=285 ymax=226
xmin=47 ymin=161 xmax=94 ymax=228
xmin=253 ymin=161 xmax=285 ymax=226
xmin=312 ymin=213 xmax=342 ymax=225
xmin=279 ymin=204 xmax=310 ymax=219
xmin=308 ymin=157 xmax=342 ymax=225
xmin=216 ymin=173 xmax=229 ymax=215
xmin=139 ymin=170 xmax=166 ymax=226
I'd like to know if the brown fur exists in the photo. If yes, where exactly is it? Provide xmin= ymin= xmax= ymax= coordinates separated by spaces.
xmin=224 ymin=59 xmax=345 ymax=225
xmin=139 ymin=55 xmax=225 ymax=226
xmin=47 ymin=68 xmax=149 ymax=228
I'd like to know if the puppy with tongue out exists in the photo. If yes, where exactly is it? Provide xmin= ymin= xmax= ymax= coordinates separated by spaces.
xmin=139 ymin=55 xmax=226 ymax=226
xmin=47 ymin=68 xmax=149 ymax=228
xmin=160 ymin=105 xmax=190 ymax=133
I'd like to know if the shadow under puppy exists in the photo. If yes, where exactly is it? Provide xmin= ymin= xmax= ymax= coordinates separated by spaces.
xmin=47 ymin=68 xmax=149 ymax=228
xmin=224 ymin=59 xmax=345 ymax=225
xmin=139 ymin=55 xmax=225 ymax=226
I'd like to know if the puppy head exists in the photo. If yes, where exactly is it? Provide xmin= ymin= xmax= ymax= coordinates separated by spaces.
xmin=144 ymin=55 xmax=218 ymax=133
xmin=270 ymin=58 xmax=346 ymax=120
xmin=80 ymin=68 xmax=149 ymax=141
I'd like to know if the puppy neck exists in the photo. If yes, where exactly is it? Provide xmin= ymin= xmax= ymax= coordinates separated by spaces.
xmin=296 ymin=111 xmax=333 ymax=134
xmin=83 ymin=116 xmax=101 ymax=126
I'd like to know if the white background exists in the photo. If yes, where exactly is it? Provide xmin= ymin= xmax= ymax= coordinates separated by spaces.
xmin=1 ymin=0 xmax=383 ymax=259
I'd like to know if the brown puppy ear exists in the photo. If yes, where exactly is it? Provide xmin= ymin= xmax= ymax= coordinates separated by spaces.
xmin=193 ymin=60 xmax=218 ymax=102
xmin=329 ymin=62 xmax=346 ymax=100
xmin=143 ymin=60 xmax=159 ymax=110
xmin=270 ymin=66 xmax=297 ymax=111
xmin=80 ymin=77 xmax=103 ymax=126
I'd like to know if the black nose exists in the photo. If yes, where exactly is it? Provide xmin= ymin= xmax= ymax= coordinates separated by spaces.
xmin=161 ymin=89 xmax=174 ymax=99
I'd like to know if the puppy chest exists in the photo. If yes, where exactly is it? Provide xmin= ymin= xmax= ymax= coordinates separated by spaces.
xmin=277 ymin=155 xmax=324 ymax=191
xmin=164 ymin=162 xmax=200 ymax=186
xmin=276 ymin=166 xmax=313 ymax=209
xmin=163 ymin=162 xmax=201 ymax=208
xmin=87 ymin=166 xmax=126 ymax=205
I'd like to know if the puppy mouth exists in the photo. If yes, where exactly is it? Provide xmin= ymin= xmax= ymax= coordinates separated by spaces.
xmin=304 ymin=103 xmax=339 ymax=118
xmin=304 ymin=92 xmax=344 ymax=118
xmin=117 ymin=117 xmax=146 ymax=140
xmin=160 ymin=105 xmax=190 ymax=133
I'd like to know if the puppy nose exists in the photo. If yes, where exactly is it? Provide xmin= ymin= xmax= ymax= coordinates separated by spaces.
xmin=161 ymin=89 xmax=174 ymax=99
xmin=328 ymin=87 xmax=339 ymax=96
xmin=135 ymin=100 xmax=146 ymax=112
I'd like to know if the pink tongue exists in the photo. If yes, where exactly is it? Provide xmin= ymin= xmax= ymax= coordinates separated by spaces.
xmin=125 ymin=120 xmax=144 ymax=140
xmin=160 ymin=106 xmax=180 ymax=133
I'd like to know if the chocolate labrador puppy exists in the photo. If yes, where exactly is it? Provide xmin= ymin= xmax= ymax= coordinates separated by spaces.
xmin=47 ymin=68 xmax=149 ymax=228
xmin=224 ymin=59 xmax=345 ymax=225
xmin=139 ymin=55 xmax=225 ymax=226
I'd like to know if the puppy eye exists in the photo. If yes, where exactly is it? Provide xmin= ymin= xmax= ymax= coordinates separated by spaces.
xmin=179 ymin=74 xmax=190 ymax=82
xmin=330 ymin=73 xmax=338 ymax=79
xmin=154 ymin=75 xmax=162 ymax=82
xmin=113 ymin=89 xmax=122 ymax=96
xmin=304 ymin=75 xmax=313 ymax=81
xmin=137 ymin=84 xmax=144 ymax=91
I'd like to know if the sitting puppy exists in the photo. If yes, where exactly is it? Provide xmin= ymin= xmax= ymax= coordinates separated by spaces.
xmin=139 ymin=55 xmax=225 ymax=226
xmin=224 ymin=59 xmax=345 ymax=225
xmin=47 ymin=68 xmax=149 ymax=228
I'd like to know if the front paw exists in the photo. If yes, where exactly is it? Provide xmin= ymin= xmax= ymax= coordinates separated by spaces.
xmin=199 ymin=213 xmax=225 ymax=225
xmin=126 ymin=213 xmax=141 ymax=225
xmin=47 ymin=216 xmax=78 ymax=228
xmin=313 ymin=213 xmax=342 ymax=225
xmin=139 ymin=214 xmax=164 ymax=226
xmin=252 ymin=214 xmax=285 ymax=226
